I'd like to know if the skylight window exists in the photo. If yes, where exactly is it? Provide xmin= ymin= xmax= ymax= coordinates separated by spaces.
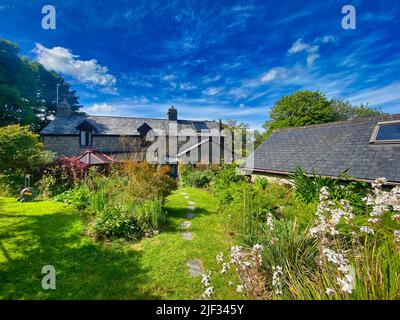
xmin=370 ymin=120 xmax=400 ymax=144
xmin=192 ymin=122 xmax=209 ymax=132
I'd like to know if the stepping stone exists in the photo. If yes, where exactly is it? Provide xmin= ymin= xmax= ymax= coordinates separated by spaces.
xmin=181 ymin=231 xmax=192 ymax=240
xmin=186 ymin=212 xmax=196 ymax=219
xmin=187 ymin=205 xmax=195 ymax=211
xmin=184 ymin=196 xmax=190 ymax=199
xmin=180 ymin=192 xmax=187 ymax=196
xmin=187 ymin=259 xmax=203 ymax=277
xmin=181 ymin=221 xmax=192 ymax=228
xmin=188 ymin=200 xmax=195 ymax=205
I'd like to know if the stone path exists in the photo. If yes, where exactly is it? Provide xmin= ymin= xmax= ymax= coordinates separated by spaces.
xmin=181 ymin=221 xmax=191 ymax=228
xmin=180 ymin=190 xmax=204 ymax=277
xmin=181 ymin=231 xmax=192 ymax=240
xmin=187 ymin=259 xmax=203 ymax=277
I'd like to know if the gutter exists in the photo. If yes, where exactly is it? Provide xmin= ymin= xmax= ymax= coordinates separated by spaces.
xmin=240 ymin=167 xmax=400 ymax=186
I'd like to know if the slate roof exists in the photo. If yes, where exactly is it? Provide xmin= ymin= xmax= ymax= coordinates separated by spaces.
xmin=40 ymin=115 xmax=219 ymax=135
xmin=242 ymin=114 xmax=400 ymax=185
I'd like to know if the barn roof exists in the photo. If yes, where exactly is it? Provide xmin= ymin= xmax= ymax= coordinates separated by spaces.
xmin=242 ymin=114 xmax=400 ymax=185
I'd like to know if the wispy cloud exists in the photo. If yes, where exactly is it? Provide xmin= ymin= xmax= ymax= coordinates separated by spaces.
xmin=261 ymin=67 xmax=287 ymax=83
xmin=288 ymin=38 xmax=320 ymax=66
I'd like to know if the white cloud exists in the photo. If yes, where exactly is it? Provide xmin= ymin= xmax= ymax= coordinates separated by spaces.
xmin=203 ymin=87 xmax=223 ymax=96
xmin=84 ymin=103 xmax=115 ymax=115
xmin=34 ymin=43 xmax=117 ymax=91
xmin=179 ymin=82 xmax=196 ymax=90
xmin=261 ymin=67 xmax=287 ymax=83
xmin=348 ymin=82 xmax=400 ymax=106
xmin=317 ymin=35 xmax=338 ymax=44
xmin=288 ymin=38 xmax=320 ymax=66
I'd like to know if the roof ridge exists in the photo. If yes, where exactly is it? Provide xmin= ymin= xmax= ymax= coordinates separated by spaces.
xmin=78 ymin=114 xmax=217 ymax=123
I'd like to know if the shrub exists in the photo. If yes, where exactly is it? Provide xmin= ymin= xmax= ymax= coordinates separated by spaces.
xmin=123 ymin=161 xmax=177 ymax=200
xmin=54 ymin=184 xmax=90 ymax=210
xmin=91 ymin=207 xmax=142 ymax=240
xmin=56 ymin=161 xmax=174 ymax=240
xmin=0 ymin=125 xmax=51 ymax=195
xmin=179 ymin=164 xmax=215 ymax=188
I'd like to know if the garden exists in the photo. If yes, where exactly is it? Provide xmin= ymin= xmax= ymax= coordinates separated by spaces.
xmin=0 ymin=125 xmax=399 ymax=300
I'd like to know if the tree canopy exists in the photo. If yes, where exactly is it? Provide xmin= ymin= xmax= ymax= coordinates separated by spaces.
xmin=255 ymin=90 xmax=384 ymax=147
xmin=0 ymin=37 xmax=82 ymax=131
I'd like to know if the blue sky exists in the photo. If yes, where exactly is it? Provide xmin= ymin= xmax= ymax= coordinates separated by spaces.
xmin=0 ymin=0 xmax=399 ymax=129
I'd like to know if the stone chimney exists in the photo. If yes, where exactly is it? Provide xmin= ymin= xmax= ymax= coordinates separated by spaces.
xmin=167 ymin=105 xmax=177 ymax=121
xmin=57 ymin=98 xmax=72 ymax=117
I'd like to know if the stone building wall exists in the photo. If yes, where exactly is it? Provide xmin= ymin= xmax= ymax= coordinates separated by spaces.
xmin=42 ymin=135 xmax=144 ymax=157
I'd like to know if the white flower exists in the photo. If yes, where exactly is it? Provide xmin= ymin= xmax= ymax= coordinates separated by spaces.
xmin=359 ymin=226 xmax=375 ymax=235
xmin=266 ymin=213 xmax=274 ymax=231
xmin=202 ymin=287 xmax=214 ymax=299
xmin=201 ymin=272 xmax=211 ymax=287
xmin=216 ymin=252 xmax=224 ymax=264
xmin=272 ymin=265 xmax=283 ymax=295
xmin=220 ymin=263 xmax=230 ymax=274
xmin=228 ymin=281 xmax=233 ymax=287
xmin=394 ymin=230 xmax=400 ymax=244
xmin=368 ymin=218 xmax=380 ymax=224
xmin=252 ymin=244 xmax=264 ymax=252
xmin=325 ymin=288 xmax=335 ymax=295
xmin=336 ymin=276 xmax=353 ymax=294
xmin=236 ymin=284 xmax=245 ymax=293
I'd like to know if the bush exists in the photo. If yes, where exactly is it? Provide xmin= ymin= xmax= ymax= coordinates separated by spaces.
xmin=54 ymin=184 xmax=90 ymax=210
xmin=0 ymin=125 xmax=51 ymax=195
xmin=179 ymin=164 xmax=216 ymax=188
xmin=91 ymin=207 xmax=142 ymax=240
xmin=55 ymin=161 xmax=175 ymax=240
xmin=123 ymin=161 xmax=177 ymax=200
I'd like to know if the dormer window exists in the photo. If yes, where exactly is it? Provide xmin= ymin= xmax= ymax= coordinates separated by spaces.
xmin=370 ymin=120 xmax=400 ymax=144
xmin=80 ymin=129 xmax=92 ymax=146
xmin=76 ymin=120 xmax=96 ymax=147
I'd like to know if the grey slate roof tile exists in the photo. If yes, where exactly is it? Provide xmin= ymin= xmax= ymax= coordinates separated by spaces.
xmin=40 ymin=115 xmax=219 ymax=135
xmin=242 ymin=115 xmax=400 ymax=184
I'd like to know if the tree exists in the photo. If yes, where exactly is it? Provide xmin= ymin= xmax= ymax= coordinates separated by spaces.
xmin=331 ymin=99 xmax=384 ymax=120
xmin=0 ymin=37 xmax=82 ymax=131
xmin=0 ymin=125 xmax=50 ymax=194
xmin=267 ymin=90 xmax=337 ymax=132
xmin=255 ymin=90 xmax=386 ymax=148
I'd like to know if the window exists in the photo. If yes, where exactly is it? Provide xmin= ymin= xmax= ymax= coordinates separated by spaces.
xmin=370 ymin=120 xmax=400 ymax=144
xmin=80 ymin=130 xmax=92 ymax=146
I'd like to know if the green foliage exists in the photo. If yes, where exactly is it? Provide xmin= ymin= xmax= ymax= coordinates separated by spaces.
xmin=0 ymin=125 xmax=50 ymax=195
xmin=54 ymin=162 xmax=176 ymax=240
xmin=54 ymin=184 xmax=91 ymax=210
xmin=267 ymin=90 xmax=337 ymax=132
xmin=179 ymin=164 xmax=216 ymax=188
xmin=256 ymin=90 xmax=386 ymax=146
xmin=331 ymin=99 xmax=384 ymax=120
xmin=0 ymin=37 xmax=82 ymax=131
xmin=291 ymin=166 xmax=369 ymax=213
xmin=92 ymin=207 xmax=142 ymax=240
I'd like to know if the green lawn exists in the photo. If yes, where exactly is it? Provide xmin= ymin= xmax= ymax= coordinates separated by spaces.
xmin=0 ymin=188 xmax=240 ymax=299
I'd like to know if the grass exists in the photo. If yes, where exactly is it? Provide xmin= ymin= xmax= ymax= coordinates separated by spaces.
xmin=0 ymin=187 xmax=240 ymax=300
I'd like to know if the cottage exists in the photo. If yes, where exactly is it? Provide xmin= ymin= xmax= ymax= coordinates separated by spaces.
xmin=241 ymin=115 xmax=400 ymax=185
xmin=40 ymin=101 xmax=222 ymax=165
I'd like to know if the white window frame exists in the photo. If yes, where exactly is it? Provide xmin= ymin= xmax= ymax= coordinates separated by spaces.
xmin=370 ymin=120 xmax=400 ymax=144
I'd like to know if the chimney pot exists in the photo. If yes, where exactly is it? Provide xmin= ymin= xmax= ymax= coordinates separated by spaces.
xmin=167 ymin=105 xmax=177 ymax=121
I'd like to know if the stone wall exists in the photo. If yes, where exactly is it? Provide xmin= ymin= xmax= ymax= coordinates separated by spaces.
xmin=42 ymin=135 xmax=144 ymax=157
